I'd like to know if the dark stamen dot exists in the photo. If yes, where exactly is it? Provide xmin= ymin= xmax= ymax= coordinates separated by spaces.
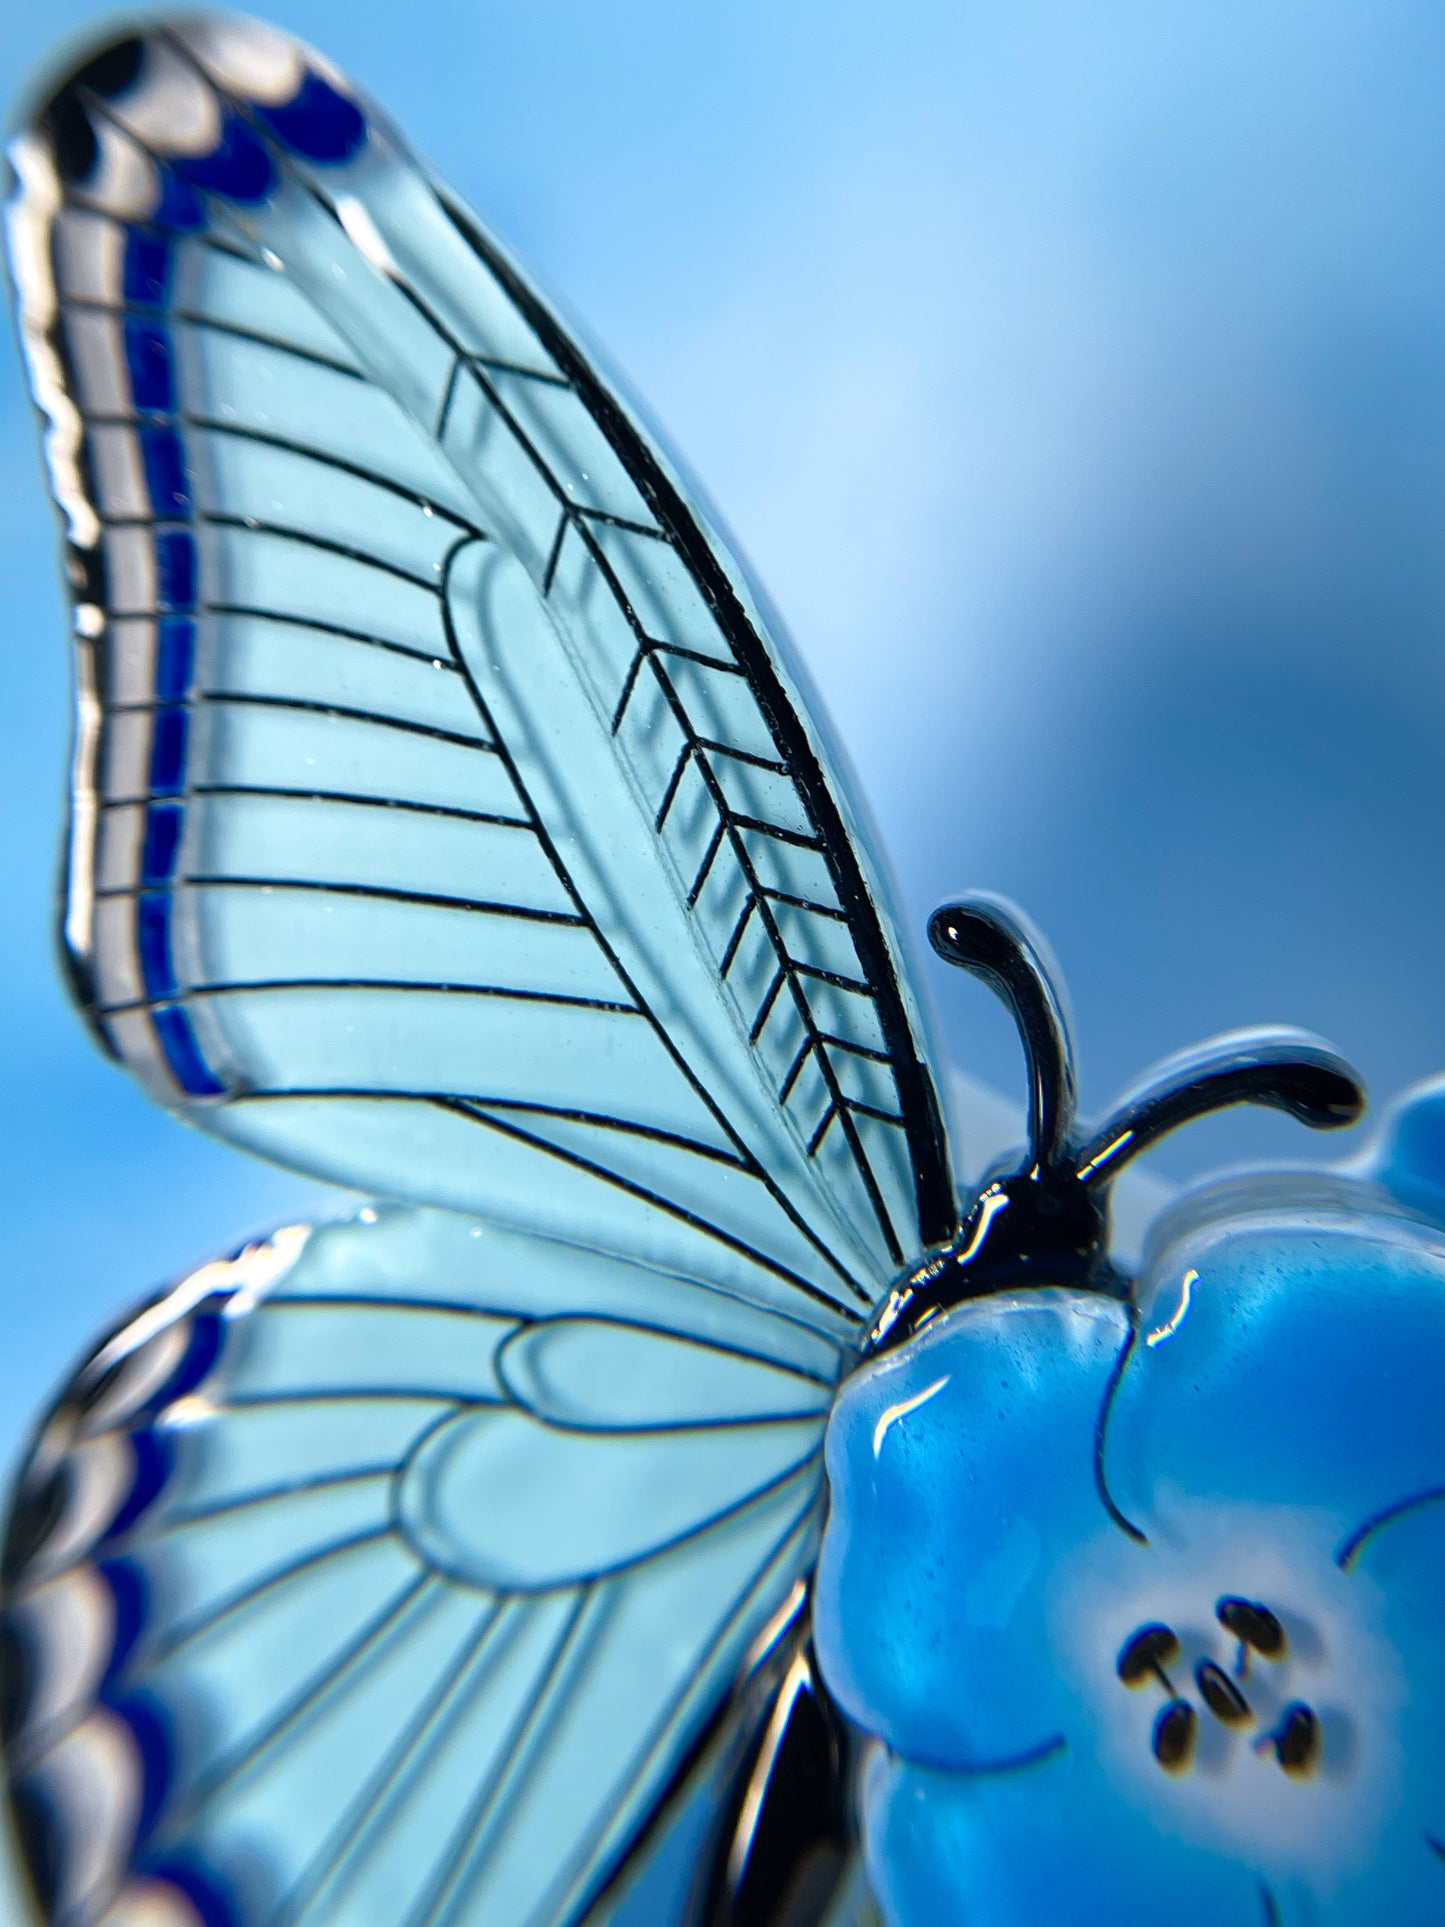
xmin=1217 ymin=1596 xmax=1286 ymax=1658
xmin=1117 ymin=1623 xmax=1180 ymax=1686
xmin=1152 ymin=1698 xmax=1197 ymax=1773
xmin=1196 ymin=1659 xmax=1252 ymax=1726
xmin=1273 ymin=1703 xmax=1319 ymax=1777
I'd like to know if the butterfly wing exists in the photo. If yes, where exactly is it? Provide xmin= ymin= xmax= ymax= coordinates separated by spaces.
xmin=1 ymin=1207 xmax=842 ymax=1927
xmin=4 ymin=15 xmax=962 ymax=1925
xmin=7 ymin=13 xmax=958 ymax=1333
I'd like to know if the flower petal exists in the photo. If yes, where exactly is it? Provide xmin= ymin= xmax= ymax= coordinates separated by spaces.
xmin=863 ymin=1748 xmax=1261 ymax=1927
xmin=863 ymin=1734 xmax=1445 ymax=1927
xmin=814 ymin=1289 xmax=1129 ymax=1766
xmin=1106 ymin=1214 xmax=1445 ymax=1547
xmin=1344 ymin=1499 xmax=1445 ymax=1851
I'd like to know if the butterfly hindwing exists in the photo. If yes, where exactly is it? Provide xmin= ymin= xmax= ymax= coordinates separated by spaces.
xmin=7 ymin=13 xmax=958 ymax=1328
xmin=0 ymin=1209 xmax=841 ymax=1927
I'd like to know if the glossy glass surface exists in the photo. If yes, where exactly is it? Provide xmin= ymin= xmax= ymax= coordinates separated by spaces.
xmin=1 ymin=14 xmax=951 ymax=1925
xmin=6 ymin=1208 xmax=844 ymax=1926
xmin=5 ymin=11 xmax=1443 ymax=1927
xmin=815 ymin=1089 xmax=1445 ymax=1927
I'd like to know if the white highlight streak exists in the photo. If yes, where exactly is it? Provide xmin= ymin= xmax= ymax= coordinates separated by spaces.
xmin=1146 ymin=1267 xmax=1197 ymax=1348
xmin=6 ymin=135 xmax=98 ymax=547
xmin=336 ymin=194 xmax=397 ymax=278
xmin=872 ymin=1375 xmax=949 ymax=1458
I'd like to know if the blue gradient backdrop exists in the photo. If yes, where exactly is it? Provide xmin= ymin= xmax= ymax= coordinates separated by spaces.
xmin=3 ymin=11 xmax=1445 ymax=1904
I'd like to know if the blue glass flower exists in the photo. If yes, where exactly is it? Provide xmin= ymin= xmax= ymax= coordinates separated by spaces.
xmin=815 ymin=1083 xmax=1445 ymax=1927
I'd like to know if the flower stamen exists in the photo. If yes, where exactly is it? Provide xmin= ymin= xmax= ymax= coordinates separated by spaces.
xmin=1152 ymin=1698 xmax=1198 ymax=1773
xmin=1271 ymin=1703 xmax=1321 ymax=1778
xmin=1217 ymin=1596 xmax=1287 ymax=1660
xmin=1117 ymin=1623 xmax=1181 ymax=1694
xmin=1196 ymin=1658 xmax=1252 ymax=1726
xmin=1118 ymin=1625 xmax=1206 ymax=1774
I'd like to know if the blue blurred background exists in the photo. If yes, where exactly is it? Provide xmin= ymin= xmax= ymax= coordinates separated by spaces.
xmin=5 ymin=0 xmax=1445 ymax=1538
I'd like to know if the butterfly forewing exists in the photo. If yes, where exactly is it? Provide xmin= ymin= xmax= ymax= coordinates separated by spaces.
xmin=8 ymin=14 xmax=957 ymax=1317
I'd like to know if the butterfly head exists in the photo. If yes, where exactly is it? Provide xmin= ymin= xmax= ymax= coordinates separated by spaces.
xmin=864 ymin=894 xmax=1366 ymax=1355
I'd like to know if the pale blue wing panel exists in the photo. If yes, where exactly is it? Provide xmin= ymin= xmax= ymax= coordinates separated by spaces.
xmin=0 ymin=1209 xmax=837 ymax=1927
xmin=7 ymin=14 xmax=958 ymax=1320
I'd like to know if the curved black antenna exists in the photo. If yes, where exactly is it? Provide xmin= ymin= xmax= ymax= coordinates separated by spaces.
xmin=1074 ymin=1029 xmax=1366 ymax=1193
xmin=929 ymin=896 xmax=1077 ymax=1175
xmin=865 ymin=900 xmax=1369 ymax=1357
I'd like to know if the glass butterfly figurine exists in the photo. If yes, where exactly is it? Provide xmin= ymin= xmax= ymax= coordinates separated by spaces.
xmin=6 ymin=14 xmax=1445 ymax=1927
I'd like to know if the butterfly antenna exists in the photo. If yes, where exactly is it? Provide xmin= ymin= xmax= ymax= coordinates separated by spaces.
xmin=863 ymin=895 xmax=1366 ymax=1355
xmin=928 ymin=896 xmax=1077 ymax=1178
xmin=1072 ymin=1030 xmax=1364 ymax=1197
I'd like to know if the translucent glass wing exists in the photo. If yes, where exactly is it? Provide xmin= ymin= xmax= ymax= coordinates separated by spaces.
xmin=6 ymin=14 xmax=959 ymax=1328
xmin=1 ymin=1211 xmax=840 ymax=1927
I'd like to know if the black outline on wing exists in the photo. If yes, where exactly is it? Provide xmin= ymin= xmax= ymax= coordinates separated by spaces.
xmin=437 ymin=194 xmax=955 ymax=1255
xmin=0 ymin=1212 xmax=839 ymax=1927
xmin=10 ymin=18 xmax=959 ymax=1304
